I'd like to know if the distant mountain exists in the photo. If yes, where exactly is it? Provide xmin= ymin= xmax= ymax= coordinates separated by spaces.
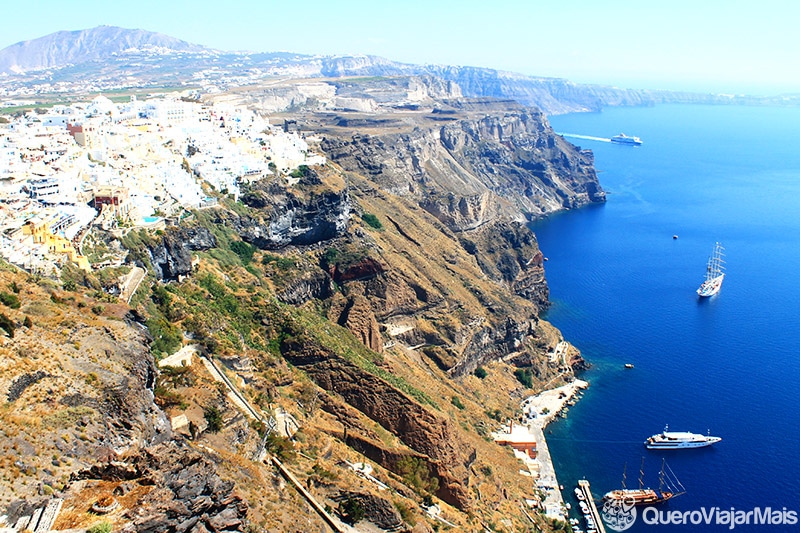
xmin=0 ymin=25 xmax=209 ymax=74
xmin=1 ymin=26 xmax=797 ymax=114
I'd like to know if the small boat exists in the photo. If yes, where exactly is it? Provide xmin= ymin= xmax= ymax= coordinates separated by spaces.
xmin=574 ymin=487 xmax=585 ymax=501
xmin=697 ymin=242 xmax=725 ymax=297
xmin=645 ymin=424 xmax=721 ymax=449
xmin=603 ymin=458 xmax=685 ymax=506
xmin=624 ymin=363 xmax=634 ymax=369
xmin=610 ymin=133 xmax=643 ymax=146
xmin=673 ymin=234 xmax=679 ymax=239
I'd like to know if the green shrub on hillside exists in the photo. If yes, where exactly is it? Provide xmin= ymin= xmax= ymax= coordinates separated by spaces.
xmin=146 ymin=315 xmax=182 ymax=356
xmin=361 ymin=212 xmax=383 ymax=229
xmin=262 ymin=253 xmax=296 ymax=270
xmin=396 ymin=455 xmax=439 ymax=495
xmin=0 ymin=313 xmax=14 ymax=337
xmin=87 ymin=521 xmax=112 ymax=533
xmin=514 ymin=368 xmax=533 ymax=388
xmin=339 ymin=497 xmax=365 ymax=525
xmin=0 ymin=292 xmax=20 ymax=309
xmin=204 ymin=405 xmax=223 ymax=432
xmin=230 ymin=240 xmax=256 ymax=266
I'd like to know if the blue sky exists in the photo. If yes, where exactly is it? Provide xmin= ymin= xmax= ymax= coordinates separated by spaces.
xmin=6 ymin=0 xmax=799 ymax=95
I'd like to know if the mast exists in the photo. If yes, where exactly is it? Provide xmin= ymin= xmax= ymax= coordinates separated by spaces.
xmin=621 ymin=462 xmax=627 ymax=490
xmin=638 ymin=457 xmax=645 ymax=490
xmin=712 ymin=242 xmax=725 ymax=277
xmin=663 ymin=460 xmax=687 ymax=498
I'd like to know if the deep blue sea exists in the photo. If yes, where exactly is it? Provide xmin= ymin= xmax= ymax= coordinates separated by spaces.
xmin=532 ymin=104 xmax=800 ymax=532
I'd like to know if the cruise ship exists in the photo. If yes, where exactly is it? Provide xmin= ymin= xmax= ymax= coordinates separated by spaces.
xmin=610 ymin=133 xmax=643 ymax=145
xmin=645 ymin=425 xmax=722 ymax=449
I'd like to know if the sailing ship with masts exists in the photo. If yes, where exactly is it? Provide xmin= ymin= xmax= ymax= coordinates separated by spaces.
xmin=697 ymin=242 xmax=725 ymax=297
xmin=603 ymin=458 xmax=685 ymax=506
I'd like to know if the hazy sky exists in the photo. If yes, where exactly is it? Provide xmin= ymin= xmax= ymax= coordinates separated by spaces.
xmin=5 ymin=0 xmax=799 ymax=95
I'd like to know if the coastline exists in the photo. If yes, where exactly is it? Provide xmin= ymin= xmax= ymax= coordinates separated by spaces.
xmin=523 ymin=379 xmax=588 ymax=520
xmin=492 ymin=378 xmax=588 ymax=522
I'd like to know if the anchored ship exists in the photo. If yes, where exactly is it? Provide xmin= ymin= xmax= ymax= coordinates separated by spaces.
xmin=603 ymin=458 xmax=685 ymax=506
xmin=697 ymin=242 xmax=725 ymax=297
xmin=645 ymin=424 xmax=722 ymax=449
xmin=610 ymin=133 xmax=643 ymax=145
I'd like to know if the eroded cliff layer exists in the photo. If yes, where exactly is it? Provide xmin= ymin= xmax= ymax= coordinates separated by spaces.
xmin=317 ymin=98 xmax=604 ymax=229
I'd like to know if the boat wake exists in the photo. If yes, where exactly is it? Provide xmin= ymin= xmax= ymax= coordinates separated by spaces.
xmin=556 ymin=133 xmax=611 ymax=143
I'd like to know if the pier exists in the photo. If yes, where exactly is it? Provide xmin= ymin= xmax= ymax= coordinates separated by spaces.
xmin=493 ymin=379 xmax=588 ymax=523
xmin=577 ymin=479 xmax=606 ymax=533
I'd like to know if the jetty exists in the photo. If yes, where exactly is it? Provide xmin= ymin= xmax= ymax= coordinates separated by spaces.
xmin=577 ymin=479 xmax=607 ymax=533
xmin=493 ymin=379 xmax=588 ymax=522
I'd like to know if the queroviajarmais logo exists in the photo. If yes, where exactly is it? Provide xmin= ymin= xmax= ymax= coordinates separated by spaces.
xmin=602 ymin=496 xmax=637 ymax=532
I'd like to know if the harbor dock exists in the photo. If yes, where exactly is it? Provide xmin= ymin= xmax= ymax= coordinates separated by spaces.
xmin=577 ymin=479 xmax=606 ymax=533
xmin=492 ymin=379 xmax=588 ymax=523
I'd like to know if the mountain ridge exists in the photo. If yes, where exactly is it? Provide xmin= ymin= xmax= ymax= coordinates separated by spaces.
xmin=0 ymin=25 xmax=210 ymax=74
xmin=3 ymin=26 xmax=798 ymax=115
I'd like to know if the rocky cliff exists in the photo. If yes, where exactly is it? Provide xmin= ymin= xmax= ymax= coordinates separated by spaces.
xmin=317 ymin=98 xmax=604 ymax=229
xmin=146 ymin=226 xmax=216 ymax=281
xmin=237 ymin=175 xmax=352 ymax=249
xmin=281 ymin=335 xmax=473 ymax=509
xmin=0 ymin=85 xmax=605 ymax=532
xmin=68 ymin=442 xmax=248 ymax=533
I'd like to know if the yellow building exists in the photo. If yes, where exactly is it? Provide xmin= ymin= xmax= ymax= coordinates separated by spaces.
xmin=24 ymin=215 xmax=90 ymax=271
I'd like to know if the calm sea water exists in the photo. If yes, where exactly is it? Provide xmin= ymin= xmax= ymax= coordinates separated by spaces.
xmin=532 ymin=104 xmax=800 ymax=531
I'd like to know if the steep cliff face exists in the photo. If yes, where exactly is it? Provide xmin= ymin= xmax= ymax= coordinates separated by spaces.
xmin=147 ymin=226 xmax=216 ymax=281
xmin=281 ymin=336 xmax=473 ymax=509
xmin=320 ymin=99 xmax=604 ymax=230
xmin=237 ymin=169 xmax=352 ymax=249
xmin=237 ymin=189 xmax=351 ymax=248
xmin=327 ymin=292 xmax=384 ymax=353
xmin=0 ymin=273 xmax=162 ymax=509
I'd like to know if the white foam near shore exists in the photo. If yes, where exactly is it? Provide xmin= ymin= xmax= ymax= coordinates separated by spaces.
xmin=522 ymin=379 xmax=588 ymax=427
xmin=492 ymin=379 xmax=588 ymax=522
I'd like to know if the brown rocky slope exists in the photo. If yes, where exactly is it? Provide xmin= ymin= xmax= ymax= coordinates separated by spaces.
xmin=0 ymin=86 xmax=605 ymax=532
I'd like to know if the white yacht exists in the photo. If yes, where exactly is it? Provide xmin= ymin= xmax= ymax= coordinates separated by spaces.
xmin=645 ymin=425 xmax=722 ymax=449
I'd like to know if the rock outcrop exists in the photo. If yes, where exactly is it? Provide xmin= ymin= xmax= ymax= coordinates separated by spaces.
xmin=327 ymin=292 xmax=384 ymax=353
xmin=70 ymin=441 xmax=248 ymax=533
xmin=237 ymin=173 xmax=352 ymax=249
xmin=0 ymin=271 xmax=174 ymax=519
xmin=281 ymin=336 xmax=474 ymax=509
xmin=336 ymin=491 xmax=406 ymax=531
xmin=147 ymin=226 xmax=216 ymax=281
